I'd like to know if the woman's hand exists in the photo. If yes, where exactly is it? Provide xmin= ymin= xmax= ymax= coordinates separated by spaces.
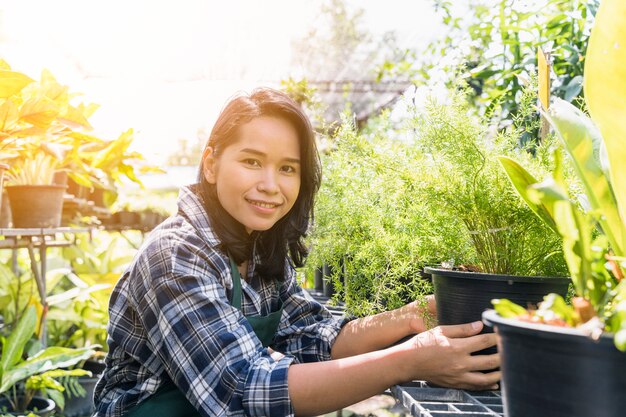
xmin=405 ymin=294 xmax=438 ymax=335
xmin=398 ymin=320 xmax=500 ymax=391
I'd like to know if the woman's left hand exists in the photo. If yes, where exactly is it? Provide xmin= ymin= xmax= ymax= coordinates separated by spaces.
xmin=407 ymin=294 xmax=437 ymax=334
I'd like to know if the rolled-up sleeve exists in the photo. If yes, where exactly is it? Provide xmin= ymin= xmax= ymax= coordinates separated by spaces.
xmin=132 ymin=240 xmax=296 ymax=416
xmin=272 ymin=267 xmax=350 ymax=363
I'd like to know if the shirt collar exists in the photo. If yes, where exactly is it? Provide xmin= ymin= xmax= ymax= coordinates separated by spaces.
xmin=177 ymin=184 xmax=260 ymax=276
xmin=177 ymin=184 xmax=221 ymax=248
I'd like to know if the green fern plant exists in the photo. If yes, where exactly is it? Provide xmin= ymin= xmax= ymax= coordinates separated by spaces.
xmin=7 ymin=153 xmax=59 ymax=186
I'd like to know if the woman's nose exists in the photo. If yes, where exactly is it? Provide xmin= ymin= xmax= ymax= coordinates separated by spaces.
xmin=257 ymin=169 xmax=279 ymax=193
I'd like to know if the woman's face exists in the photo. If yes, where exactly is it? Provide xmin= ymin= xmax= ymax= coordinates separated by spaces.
xmin=202 ymin=116 xmax=302 ymax=233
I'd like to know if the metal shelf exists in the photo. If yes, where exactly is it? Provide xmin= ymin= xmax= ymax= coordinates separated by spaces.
xmin=392 ymin=382 xmax=503 ymax=417
xmin=0 ymin=227 xmax=93 ymax=345
xmin=304 ymin=289 xmax=346 ymax=319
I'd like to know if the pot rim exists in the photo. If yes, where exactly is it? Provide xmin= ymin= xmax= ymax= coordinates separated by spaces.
xmin=482 ymin=309 xmax=617 ymax=343
xmin=0 ymin=395 xmax=56 ymax=413
xmin=425 ymin=267 xmax=570 ymax=284
xmin=5 ymin=184 xmax=68 ymax=190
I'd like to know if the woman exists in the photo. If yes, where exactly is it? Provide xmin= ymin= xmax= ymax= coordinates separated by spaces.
xmin=93 ymin=88 xmax=499 ymax=417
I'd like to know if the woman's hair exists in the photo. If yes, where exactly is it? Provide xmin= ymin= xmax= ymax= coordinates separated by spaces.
xmin=197 ymin=87 xmax=321 ymax=282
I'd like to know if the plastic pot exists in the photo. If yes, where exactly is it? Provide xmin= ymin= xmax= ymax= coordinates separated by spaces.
xmin=63 ymin=376 xmax=100 ymax=417
xmin=0 ymin=396 xmax=56 ymax=417
xmin=322 ymin=263 xmax=336 ymax=298
xmin=6 ymin=184 xmax=67 ymax=228
xmin=483 ymin=309 xmax=626 ymax=417
xmin=426 ymin=267 xmax=570 ymax=354
xmin=314 ymin=266 xmax=324 ymax=292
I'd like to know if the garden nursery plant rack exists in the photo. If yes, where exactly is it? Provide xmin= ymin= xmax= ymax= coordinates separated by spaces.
xmin=391 ymin=382 xmax=503 ymax=417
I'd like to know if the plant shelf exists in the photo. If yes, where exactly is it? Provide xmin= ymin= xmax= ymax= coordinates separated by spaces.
xmin=392 ymin=382 xmax=503 ymax=416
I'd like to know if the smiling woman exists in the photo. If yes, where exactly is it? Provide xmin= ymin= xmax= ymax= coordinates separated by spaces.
xmin=201 ymin=116 xmax=302 ymax=234
xmin=92 ymin=87 xmax=501 ymax=417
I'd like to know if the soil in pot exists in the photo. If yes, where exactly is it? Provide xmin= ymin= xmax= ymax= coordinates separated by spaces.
xmin=483 ymin=309 xmax=626 ymax=417
xmin=0 ymin=396 xmax=56 ymax=417
xmin=6 ymin=184 xmax=67 ymax=228
xmin=426 ymin=267 xmax=570 ymax=354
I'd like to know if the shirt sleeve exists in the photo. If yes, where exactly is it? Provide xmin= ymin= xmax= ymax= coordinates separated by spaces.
xmin=272 ymin=266 xmax=351 ymax=363
xmin=130 ymin=239 xmax=296 ymax=417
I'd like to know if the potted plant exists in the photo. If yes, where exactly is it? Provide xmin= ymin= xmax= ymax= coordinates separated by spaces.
xmin=47 ymin=266 xmax=111 ymax=417
xmin=484 ymin=1 xmax=626 ymax=415
xmin=409 ymin=89 xmax=569 ymax=335
xmin=4 ymin=152 xmax=67 ymax=228
xmin=0 ymin=306 xmax=95 ymax=416
xmin=308 ymin=112 xmax=468 ymax=317
xmin=1 ymin=60 xmax=154 ymax=227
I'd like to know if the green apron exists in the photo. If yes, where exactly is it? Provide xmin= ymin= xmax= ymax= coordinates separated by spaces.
xmin=125 ymin=259 xmax=283 ymax=417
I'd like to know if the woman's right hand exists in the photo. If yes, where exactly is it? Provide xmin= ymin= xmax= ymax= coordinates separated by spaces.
xmin=398 ymin=320 xmax=500 ymax=391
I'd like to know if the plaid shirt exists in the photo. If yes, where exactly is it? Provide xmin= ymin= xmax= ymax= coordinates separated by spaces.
xmin=93 ymin=185 xmax=347 ymax=417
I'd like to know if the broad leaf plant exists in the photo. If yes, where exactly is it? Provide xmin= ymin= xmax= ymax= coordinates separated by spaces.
xmin=496 ymin=0 xmax=626 ymax=351
xmin=0 ymin=306 xmax=95 ymax=413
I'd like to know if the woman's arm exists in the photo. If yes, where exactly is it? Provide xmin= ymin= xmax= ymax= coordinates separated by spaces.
xmin=331 ymin=295 xmax=437 ymax=359
xmin=288 ymin=320 xmax=500 ymax=416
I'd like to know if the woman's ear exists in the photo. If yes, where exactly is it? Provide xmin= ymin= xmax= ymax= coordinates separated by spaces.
xmin=202 ymin=146 xmax=217 ymax=184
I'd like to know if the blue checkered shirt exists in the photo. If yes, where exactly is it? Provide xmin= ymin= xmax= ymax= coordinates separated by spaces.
xmin=93 ymin=185 xmax=347 ymax=416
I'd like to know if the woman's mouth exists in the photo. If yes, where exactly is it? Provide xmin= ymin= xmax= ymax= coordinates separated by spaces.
xmin=247 ymin=199 xmax=280 ymax=209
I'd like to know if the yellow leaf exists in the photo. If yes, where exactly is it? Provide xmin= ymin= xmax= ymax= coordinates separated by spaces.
xmin=41 ymin=68 xmax=69 ymax=103
xmin=28 ymin=298 xmax=45 ymax=338
xmin=58 ymin=103 xmax=93 ymax=130
xmin=0 ymin=70 xmax=35 ymax=98
xmin=80 ymin=102 xmax=100 ymax=118
xmin=0 ymin=98 xmax=20 ymax=131
xmin=584 ymin=0 xmax=626 ymax=226
xmin=0 ymin=59 xmax=11 ymax=70
xmin=19 ymin=95 xmax=59 ymax=129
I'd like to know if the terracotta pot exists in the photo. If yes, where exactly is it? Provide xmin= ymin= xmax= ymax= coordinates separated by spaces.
xmin=0 ymin=191 xmax=11 ymax=228
xmin=0 ymin=163 xmax=9 ymax=226
xmin=6 ymin=184 xmax=67 ymax=228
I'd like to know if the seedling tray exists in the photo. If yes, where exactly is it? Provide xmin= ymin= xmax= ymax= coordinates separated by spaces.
xmin=392 ymin=382 xmax=503 ymax=416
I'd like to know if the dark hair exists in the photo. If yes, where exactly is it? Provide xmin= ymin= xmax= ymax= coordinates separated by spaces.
xmin=197 ymin=87 xmax=321 ymax=282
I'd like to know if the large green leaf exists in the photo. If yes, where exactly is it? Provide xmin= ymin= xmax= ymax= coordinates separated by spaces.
xmin=544 ymin=99 xmax=626 ymax=257
xmin=585 ymin=0 xmax=626 ymax=230
xmin=0 ymin=306 xmax=36 ymax=380
xmin=498 ymin=156 xmax=558 ymax=233
xmin=0 ymin=346 xmax=94 ymax=394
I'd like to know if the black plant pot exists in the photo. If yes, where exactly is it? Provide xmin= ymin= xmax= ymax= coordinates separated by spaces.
xmin=0 ymin=396 xmax=55 ymax=417
xmin=483 ymin=310 xmax=626 ymax=417
xmin=114 ymin=210 xmax=140 ymax=227
xmin=426 ymin=267 xmax=569 ymax=354
xmin=322 ymin=263 xmax=336 ymax=298
xmin=314 ymin=266 xmax=324 ymax=292
xmin=63 ymin=376 xmax=100 ymax=417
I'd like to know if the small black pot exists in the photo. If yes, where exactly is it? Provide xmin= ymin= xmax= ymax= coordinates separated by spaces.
xmin=426 ymin=267 xmax=569 ymax=353
xmin=0 ymin=396 xmax=55 ymax=417
xmin=314 ymin=266 xmax=324 ymax=292
xmin=483 ymin=310 xmax=626 ymax=417
xmin=322 ymin=263 xmax=336 ymax=298
xmin=63 ymin=376 xmax=99 ymax=417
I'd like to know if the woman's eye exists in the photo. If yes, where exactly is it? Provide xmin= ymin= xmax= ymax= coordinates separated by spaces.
xmin=243 ymin=159 xmax=260 ymax=167
xmin=281 ymin=165 xmax=297 ymax=174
